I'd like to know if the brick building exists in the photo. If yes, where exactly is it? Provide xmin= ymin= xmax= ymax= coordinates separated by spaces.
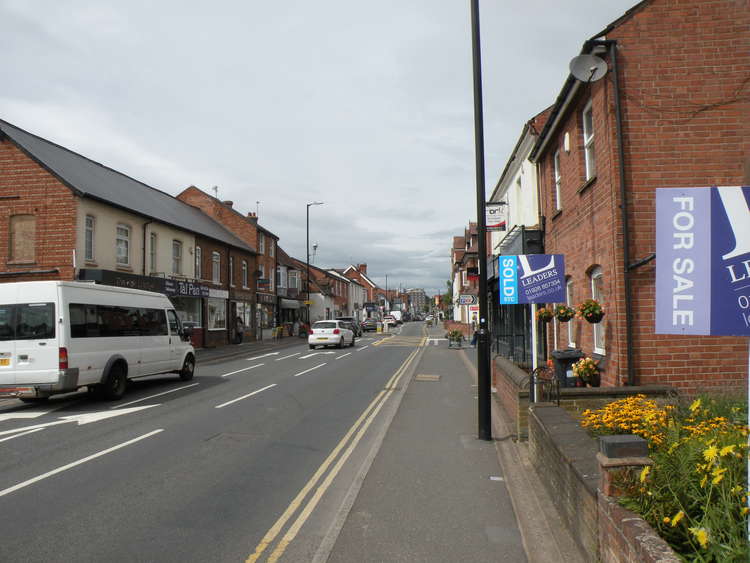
xmin=529 ymin=0 xmax=749 ymax=392
xmin=0 ymin=119 xmax=257 ymax=349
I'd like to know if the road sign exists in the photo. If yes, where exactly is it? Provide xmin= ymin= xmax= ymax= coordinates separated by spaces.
xmin=656 ymin=186 xmax=750 ymax=336
xmin=458 ymin=294 xmax=477 ymax=305
xmin=498 ymin=254 xmax=565 ymax=305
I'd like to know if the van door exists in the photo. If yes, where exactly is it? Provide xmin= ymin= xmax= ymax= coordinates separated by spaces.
xmin=138 ymin=308 xmax=171 ymax=375
xmin=166 ymin=309 xmax=183 ymax=369
xmin=13 ymin=302 xmax=59 ymax=385
xmin=0 ymin=304 xmax=15 ymax=385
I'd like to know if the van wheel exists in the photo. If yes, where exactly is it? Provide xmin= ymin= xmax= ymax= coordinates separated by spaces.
xmin=102 ymin=363 xmax=127 ymax=400
xmin=179 ymin=355 xmax=195 ymax=381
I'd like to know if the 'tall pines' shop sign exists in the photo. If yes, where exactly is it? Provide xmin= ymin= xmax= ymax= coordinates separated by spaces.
xmin=656 ymin=186 xmax=750 ymax=336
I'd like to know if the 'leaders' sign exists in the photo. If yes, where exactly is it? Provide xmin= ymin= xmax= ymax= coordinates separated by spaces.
xmin=656 ymin=186 xmax=750 ymax=336
xmin=499 ymin=254 xmax=565 ymax=305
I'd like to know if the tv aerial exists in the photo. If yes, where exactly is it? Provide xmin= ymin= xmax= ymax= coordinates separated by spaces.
xmin=569 ymin=54 xmax=608 ymax=83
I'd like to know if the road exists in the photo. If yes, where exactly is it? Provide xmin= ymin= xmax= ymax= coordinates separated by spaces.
xmin=0 ymin=323 xmax=425 ymax=563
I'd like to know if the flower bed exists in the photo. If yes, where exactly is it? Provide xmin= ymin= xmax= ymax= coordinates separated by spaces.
xmin=581 ymin=395 xmax=748 ymax=561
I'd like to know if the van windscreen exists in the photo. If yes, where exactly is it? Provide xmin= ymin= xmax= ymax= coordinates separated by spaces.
xmin=0 ymin=303 xmax=56 ymax=341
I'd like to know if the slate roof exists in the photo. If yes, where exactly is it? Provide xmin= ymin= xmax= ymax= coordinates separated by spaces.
xmin=0 ymin=119 xmax=255 ymax=254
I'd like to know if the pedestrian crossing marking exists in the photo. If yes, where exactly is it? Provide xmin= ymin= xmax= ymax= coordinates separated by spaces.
xmin=375 ymin=336 xmax=426 ymax=347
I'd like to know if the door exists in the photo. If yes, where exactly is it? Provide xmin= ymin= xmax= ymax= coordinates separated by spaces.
xmin=12 ymin=302 xmax=59 ymax=384
xmin=167 ymin=309 xmax=183 ymax=369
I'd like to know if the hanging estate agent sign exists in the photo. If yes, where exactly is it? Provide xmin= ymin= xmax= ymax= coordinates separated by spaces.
xmin=486 ymin=202 xmax=507 ymax=231
xmin=656 ymin=186 xmax=750 ymax=336
xmin=499 ymin=254 xmax=565 ymax=305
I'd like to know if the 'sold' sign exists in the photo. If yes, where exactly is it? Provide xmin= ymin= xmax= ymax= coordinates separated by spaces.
xmin=499 ymin=254 xmax=565 ymax=305
xmin=656 ymin=186 xmax=750 ymax=336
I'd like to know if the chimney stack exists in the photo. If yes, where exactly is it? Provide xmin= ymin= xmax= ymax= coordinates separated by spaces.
xmin=223 ymin=200 xmax=234 ymax=208
xmin=357 ymin=263 xmax=367 ymax=274
xmin=247 ymin=212 xmax=258 ymax=225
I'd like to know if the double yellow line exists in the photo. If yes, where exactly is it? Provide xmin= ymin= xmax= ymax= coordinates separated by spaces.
xmin=246 ymin=345 xmax=422 ymax=562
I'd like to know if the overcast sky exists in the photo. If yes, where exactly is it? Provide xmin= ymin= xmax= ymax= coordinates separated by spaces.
xmin=0 ymin=0 xmax=634 ymax=295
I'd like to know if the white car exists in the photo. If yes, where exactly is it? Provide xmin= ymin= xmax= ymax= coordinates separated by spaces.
xmin=308 ymin=320 xmax=355 ymax=349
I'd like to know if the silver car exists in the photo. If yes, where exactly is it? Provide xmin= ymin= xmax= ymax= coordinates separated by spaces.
xmin=308 ymin=320 xmax=356 ymax=349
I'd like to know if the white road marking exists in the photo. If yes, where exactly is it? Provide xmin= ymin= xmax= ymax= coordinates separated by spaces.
xmin=275 ymin=352 xmax=301 ymax=361
xmin=221 ymin=363 xmax=265 ymax=378
xmin=0 ymin=405 xmax=160 ymax=436
xmin=215 ymin=384 xmax=276 ymax=409
xmin=0 ymin=410 xmax=53 ymax=422
xmin=293 ymin=363 xmax=326 ymax=377
xmin=427 ymin=338 xmax=447 ymax=347
xmin=0 ymin=427 xmax=44 ymax=443
xmin=298 ymin=351 xmax=335 ymax=359
xmin=246 ymin=352 xmax=280 ymax=361
xmin=335 ymin=353 xmax=351 ymax=360
xmin=112 ymin=383 xmax=199 ymax=409
xmin=357 ymin=345 xmax=369 ymax=351
xmin=0 ymin=429 xmax=164 ymax=498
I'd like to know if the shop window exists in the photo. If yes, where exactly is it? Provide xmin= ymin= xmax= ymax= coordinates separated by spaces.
xmin=583 ymin=100 xmax=595 ymax=181
xmin=171 ymin=296 xmax=202 ymax=328
xmin=207 ymin=298 xmax=226 ymax=330
xmin=9 ymin=214 xmax=36 ymax=262
xmin=590 ymin=267 xmax=605 ymax=354
xmin=116 ymin=224 xmax=130 ymax=266
xmin=212 ymin=251 xmax=221 ymax=283
xmin=172 ymin=240 xmax=183 ymax=275
xmin=85 ymin=215 xmax=95 ymax=262
xmin=195 ymin=247 xmax=202 ymax=280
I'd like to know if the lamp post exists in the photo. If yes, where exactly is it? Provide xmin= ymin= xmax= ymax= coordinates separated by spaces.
xmin=306 ymin=202 xmax=323 ymax=325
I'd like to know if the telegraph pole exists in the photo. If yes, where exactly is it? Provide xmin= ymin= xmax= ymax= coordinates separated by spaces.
xmin=470 ymin=0 xmax=492 ymax=441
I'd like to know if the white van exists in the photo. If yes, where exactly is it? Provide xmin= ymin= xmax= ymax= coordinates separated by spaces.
xmin=0 ymin=281 xmax=195 ymax=401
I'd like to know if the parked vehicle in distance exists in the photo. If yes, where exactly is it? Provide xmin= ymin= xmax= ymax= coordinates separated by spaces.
xmin=389 ymin=310 xmax=403 ymax=324
xmin=335 ymin=316 xmax=362 ymax=337
xmin=308 ymin=320 xmax=355 ymax=349
xmin=361 ymin=318 xmax=378 ymax=332
xmin=0 ymin=281 xmax=195 ymax=401
xmin=382 ymin=315 xmax=397 ymax=328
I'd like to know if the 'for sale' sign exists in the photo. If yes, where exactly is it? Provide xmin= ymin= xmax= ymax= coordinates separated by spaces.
xmin=655 ymin=186 xmax=750 ymax=336
xmin=498 ymin=254 xmax=565 ymax=305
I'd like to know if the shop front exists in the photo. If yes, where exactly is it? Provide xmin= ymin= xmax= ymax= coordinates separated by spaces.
xmin=256 ymin=292 xmax=276 ymax=340
xmin=164 ymin=278 xmax=210 ymax=349
xmin=204 ymin=288 xmax=229 ymax=348
xmin=279 ymin=297 xmax=303 ymax=336
xmin=230 ymin=287 xmax=255 ymax=344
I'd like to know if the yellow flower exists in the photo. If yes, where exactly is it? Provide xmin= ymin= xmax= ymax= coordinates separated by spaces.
xmin=700 ymin=474 xmax=708 ymax=488
xmin=719 ymin=445 xmax=735 ymax=456
xmin=711 ymin=467 xmax=727 ymax=485
xmin=689 ymin=398 xmax=701 ymax=412
xmin=688 ymin=527 xmax=710 ymax=549
xmin=702 ymin=445 xmax=718 ymax=462
xmin=742 ymin=507 xmax=749 ymax=516
xmin=670 ymin=511 xmax=685 ymax=527
xmin=639 ymin=466 xmax=650 ymax=483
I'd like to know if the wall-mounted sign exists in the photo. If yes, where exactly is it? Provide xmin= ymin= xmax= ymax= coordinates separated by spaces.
xmin=656 ymin=186 xmax=750 ymax=335
xmin=458 ymin=294 xmax=477 ymax=305
xmin=486 ymin=202 xmax=507 ymax=231
xmin=498 ymin=254 xmax=565 ymax=305
xmin=164 ymin=279 xmax=209 ymax=298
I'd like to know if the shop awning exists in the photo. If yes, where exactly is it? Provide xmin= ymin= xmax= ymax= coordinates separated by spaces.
xmin=280 ymin=298 xmax=301 ymax=309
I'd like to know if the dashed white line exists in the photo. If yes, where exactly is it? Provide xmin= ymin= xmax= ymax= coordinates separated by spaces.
xmin=335 ymin=353 xmax=351 ymax=360
xmin=0 ymin=429 xmax=164 ymax=498
xmin=215 ymin=384 xmax=277 ymax=409
xmin=0 ymin=427 xmax=44 ymax=443
xmin=293 ymin=363 xmax=327 ymax=377
xmin=221 ymin=364 xmax=265 ymax=378
xmin=276 ymin=352 xmax=301 ymax=361
xmin=112 ymin=383 xmax=199 ymax=409
xmin=357 ymin=345 xmax=369 ymax=351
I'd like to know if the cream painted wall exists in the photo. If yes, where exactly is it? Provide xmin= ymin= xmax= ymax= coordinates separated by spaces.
xmin=76 ymin=198 xmax=196 ymax=277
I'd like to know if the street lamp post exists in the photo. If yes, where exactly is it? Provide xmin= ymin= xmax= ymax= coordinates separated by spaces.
xmin=306 ymin=202 xmax=323 ymax=325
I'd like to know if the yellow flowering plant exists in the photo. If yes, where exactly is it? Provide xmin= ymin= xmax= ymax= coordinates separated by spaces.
xmin=586 ymin=394 xmax=749 ymax=561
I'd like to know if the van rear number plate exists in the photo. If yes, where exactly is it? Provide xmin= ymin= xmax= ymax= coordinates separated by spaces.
xmin=0 ymin=358 xmax=9 ymax=366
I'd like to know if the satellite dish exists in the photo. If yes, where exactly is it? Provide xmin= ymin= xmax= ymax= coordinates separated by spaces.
xmin=569 ymin=54 xmax=608 ymax=83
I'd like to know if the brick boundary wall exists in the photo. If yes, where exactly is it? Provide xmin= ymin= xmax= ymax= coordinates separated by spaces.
xmin=528 ymin=404 xmax=681 ymax=562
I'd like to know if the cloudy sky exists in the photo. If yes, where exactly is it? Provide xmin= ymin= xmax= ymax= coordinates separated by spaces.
xmin=0 ymin=0 xmax=634 ymax=295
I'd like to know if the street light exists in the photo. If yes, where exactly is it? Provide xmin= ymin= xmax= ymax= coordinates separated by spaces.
xmin=306 ymin=202 xmax=324 ymax=324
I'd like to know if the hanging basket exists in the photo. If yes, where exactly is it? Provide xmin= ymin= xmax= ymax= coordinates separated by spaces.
xmin=583 ymin=311 xmax=605 ymax=324
xmin=554 ymin=305 xmax=576 ymax=323
xmin=576 ymin=299 xmax=605 ymax=324
xmin=535 ymin=308 xmax=554 ymax=323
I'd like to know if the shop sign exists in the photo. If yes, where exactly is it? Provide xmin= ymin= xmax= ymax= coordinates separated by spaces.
xmin=78 ymin=269 xmax=166 ymax=294
xmin=257 ymin=278 xmax=270 ymax=289
xmin=257 ymin=293 xmax=276 ymax=304
xmin=498 ymin=254 xmax=565 ymax=305
xmin=656 ymin=186 xmax=750 ymax=336
xmin=486 ymin=202 xmax=507 ymax=231
xmin=208 ymin=288 xmax=229 ymax=299
xmin=164 ymin=279 xmax=209 ymax=298
xmin=458 ymin=294 xmax=477 ymax=305
xmin=364 ymin=302 xmax=377 ymax=311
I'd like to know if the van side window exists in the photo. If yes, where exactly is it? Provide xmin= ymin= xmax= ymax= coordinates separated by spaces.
xmin=70 ymin=304 xmax=168 ymax=338
xmin=14 ymin=303 xmax=55 ymax=340
xmin=0 ymin=305 xmax=14 ymax=341
xmin=140 ymin=309 xmax=168 ymax=336
xmin=167 ymin=310 xmax=180 ymax=335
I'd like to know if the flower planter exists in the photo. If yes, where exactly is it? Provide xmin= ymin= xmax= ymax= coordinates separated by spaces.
xmin=584 ymin=311 xmax=604 ymax=324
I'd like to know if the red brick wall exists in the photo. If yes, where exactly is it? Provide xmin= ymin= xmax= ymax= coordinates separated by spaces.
xmin=538 ymin=0 xmax=749 ymax=392
xmin=0 ymin=138 xmax=77 ymax=281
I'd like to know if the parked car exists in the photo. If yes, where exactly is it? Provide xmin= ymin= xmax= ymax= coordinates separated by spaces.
xmin=308 ymin=320 xmax=355 ymax=349
xmin=361 ymin=318 xmax=378 ymax=332
xmin=335 ymin=316 xmax=362 ymax=337
xmin=382 ymin=315 xmax=397 ymax=328
xmin=0 ymin=281 xmax=195 ymax=401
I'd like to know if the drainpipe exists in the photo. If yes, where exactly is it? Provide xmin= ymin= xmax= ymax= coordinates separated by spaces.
xmin=595 ymin=39 xmax=635 ymax=386
xmin=142 ymin=220 xmax=153 ymax=276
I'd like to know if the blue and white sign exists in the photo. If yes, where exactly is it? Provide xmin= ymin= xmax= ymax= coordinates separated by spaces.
xmin=656 ymin=186 xmax=750 ymax=336
xmin=499 ymin=254 xmax=565 ymax=305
